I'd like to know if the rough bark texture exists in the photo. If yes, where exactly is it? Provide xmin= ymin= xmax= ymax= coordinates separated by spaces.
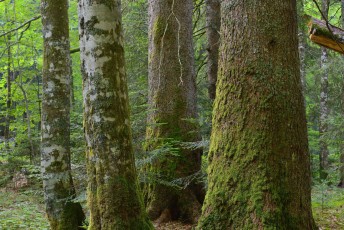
xmin=205 ymin=0 xmax=220 ymax=100
xmin=319 ymin=0 xmax=330 ymax=181
xmin=145 ymin=0 xmax=202 ymax=223
xmin=41 ymin=0 xmax=85 ymax=229
xmin=197 ymin=0 xmax=317 ymax=229
xmin=339 ymin=0 xmax=344 ymax=187
xmin=78 ymin=1 xmax=153 ymax=229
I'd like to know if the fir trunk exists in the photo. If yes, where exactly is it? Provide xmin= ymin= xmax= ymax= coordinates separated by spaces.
xmin=78 ymin=0 xmax=152 ymax=229
xmin=145 ymin=0 xmax=203 ymax=223
xmin=41 ymin=0 xmax=85 ymax=229
xmin=205 ymin=0 xmax=220 ymax=100
xmin=197 ymin=0 xmax=317 ymax=229
xmin=319 ymin=0 xmax=330 ymax=181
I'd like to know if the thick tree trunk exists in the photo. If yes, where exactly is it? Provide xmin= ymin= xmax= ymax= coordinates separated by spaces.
xmin=319 ymin=0 xmax=330 ymax=181
xmin=41 ymin=0 xmax=85 ymax=229
xmin=78 ymin=1 xmax=152 ymax=229
xmin=197 ymin=0 xmax=317 ymax=229
xmin=205 ymin=0 xmax=220 ymax=100
xmin=145 ymin=0 xmax=202 ymax=223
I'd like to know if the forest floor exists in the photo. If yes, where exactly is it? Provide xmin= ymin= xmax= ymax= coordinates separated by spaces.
xmin=1 ymin=186 xmax=344 ymax=229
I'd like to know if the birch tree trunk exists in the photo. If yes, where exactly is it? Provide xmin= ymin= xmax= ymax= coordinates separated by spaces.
xmin=145 ymin=0 xmax=203 ymax=223
xmin=205 ymin=0 xmax=220 ymax=100
xmin=40 ymin=0 xmax=85 ymax=229
xmin=197 ymin=0 xmax=317 ymax=228
xmin=78 ymin=1 xmax=153 ymax=229
xmin=319 ymin=0 xmax=330 ymax=181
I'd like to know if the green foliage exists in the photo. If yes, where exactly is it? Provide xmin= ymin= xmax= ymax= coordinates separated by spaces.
xmin=0 ymin=189 xmax=49 ymax=230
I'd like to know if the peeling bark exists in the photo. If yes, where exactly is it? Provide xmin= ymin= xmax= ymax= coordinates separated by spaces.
xmin=41 ymin=0 xmax=85 ymax=229
xmin=78 ymin=1 xmax=153 ymax=229
xmin=197 ymin=0 xmax=316 ymax=229
xmin=145 ymin=0 xmax=203 ymax=223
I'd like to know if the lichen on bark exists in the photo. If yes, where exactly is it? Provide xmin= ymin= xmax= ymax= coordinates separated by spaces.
xmin=78 ymin=1 xmax=153 ymax=229
xmin=41 ymin=0 xmax=85 ymax=229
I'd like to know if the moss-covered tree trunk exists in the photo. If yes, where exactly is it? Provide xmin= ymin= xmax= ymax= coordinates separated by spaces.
xmin=205 ymin=0 xmax=220 ymax=100
xmin=197 ymin=0 xmax=317 ymax=229
xmin=145 ymin=0 xmax=203 ymax=223
xmin=319 ymin=0 xmax=330 ymax=181
xmin=78 ymin=1 xmax=152 ymax=229
xmin=40 ymin=0 xmax=85 ymax=229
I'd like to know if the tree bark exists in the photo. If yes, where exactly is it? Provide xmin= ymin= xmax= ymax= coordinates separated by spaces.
xmin=205 ymin=0 xmax=220 ymax=100
xmin=197 ymin=0 xmax=317 ymax=229
xmin=78 ymin=0 xmax=153 ymax=229
xmin=5 ymin=35 xmax=11 ymax=150
xmin=319 ymin=0 xmax=330 ymax=181
xmin=145 ymin=0 xmax=203 ymax=223
xmin=297 ymin=0 xmax=307 ymax=91
xmin=338 ymin=0 xmax=344 ymax=187
xmin=41 ymin=0 xmax=85 ymax=229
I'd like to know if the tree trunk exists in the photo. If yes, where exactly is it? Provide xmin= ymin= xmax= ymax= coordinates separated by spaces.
xmin=297 ymin=0 xmax=307 ymax=91
xmin=5 ymin=35 xmax=11 ymax=150
xmin=338 ymin=0 xmax=344 ymax=187
xmin=41 ymin=0 xmax=85 ymax=229
xmin=197 ymin=0 xmax=317 ymax=229
xmin=78 ymin=1 xmax=153 ymax=229
xmin=205 ymin=0 xmax=220 ymax=100
xmin=145 ymin=0 xmax=203 ymax=223
xmin=319 ymin=0 xmax=330 ymax=181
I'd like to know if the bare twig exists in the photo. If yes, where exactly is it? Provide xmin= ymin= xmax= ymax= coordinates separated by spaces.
xmin=0 ymin=15 xmax=41 ymax=38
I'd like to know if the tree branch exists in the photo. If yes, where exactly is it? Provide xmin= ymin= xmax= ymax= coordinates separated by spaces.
xmin=0 ymin=15 xmax=41 ymax=38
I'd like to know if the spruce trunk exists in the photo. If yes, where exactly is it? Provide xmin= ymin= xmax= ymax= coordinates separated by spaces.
xmin=197 ymin=0 xmax=317 ymax=229
xmin=41 ymin=0 xmax=85 ymax=229
xmin=78 ymin=0 xmax=152 ymax=229
xmin=145 ymin=0 xmax=203 ymax=223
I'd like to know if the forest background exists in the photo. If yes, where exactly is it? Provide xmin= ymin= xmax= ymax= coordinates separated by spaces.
xmin=0 ymin=0 xmax=343 ymax=229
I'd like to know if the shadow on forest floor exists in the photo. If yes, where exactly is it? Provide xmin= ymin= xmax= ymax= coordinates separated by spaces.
xmin=1 ymin=187 xmax=344 ymax=229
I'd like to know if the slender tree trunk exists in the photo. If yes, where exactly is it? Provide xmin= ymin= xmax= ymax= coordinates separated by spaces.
xmin=297 ymin=0 xmax=307 ymax=92
xmin=319 ymin=0 xmax=330 ymax=181
xmin=78 ymin=1 xmax=153 ymax=229
xmin=41 ymin=0 xmax=85 ymax=229
xmin=205 ymin=0 xmax=220 ymax=100
xmin=145 ymin=0 xmax=203 ymax=223
xmin=338 ymin=0 xmax=344 ymax=187
xmin=5 ymin=35 xmax=12 ymax=150
xmin=197 ymin=0 xmax=317 ymax=229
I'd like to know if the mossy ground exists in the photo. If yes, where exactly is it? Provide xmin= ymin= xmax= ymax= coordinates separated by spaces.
xmin=1 ymin=185 xmax=344 ymax=229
